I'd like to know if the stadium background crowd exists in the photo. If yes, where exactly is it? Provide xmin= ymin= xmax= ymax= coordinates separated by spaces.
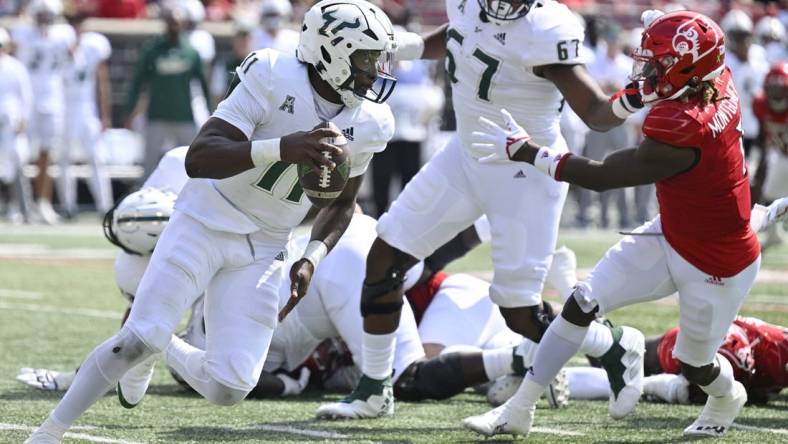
xmin=0 ymin=0 xmax=784 ymax=229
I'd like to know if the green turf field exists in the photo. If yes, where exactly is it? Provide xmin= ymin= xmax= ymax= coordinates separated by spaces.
xmin=1 ymin=224 xmax=786 ymax=443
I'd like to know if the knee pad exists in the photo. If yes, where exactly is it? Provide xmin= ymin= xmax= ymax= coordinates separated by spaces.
xmin=204 ymin=381 xmax=249 ymax=406
xmin=95 ymin=327 xmax=155 ymax=380
xmin=360 ymin=264 xmax=407 ymax=317
xmin=393 ymin=354 xmax=468 ymax=401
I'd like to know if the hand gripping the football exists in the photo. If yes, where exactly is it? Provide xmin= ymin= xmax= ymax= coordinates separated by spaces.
xmin=471 ymin=109 xmax=531 ymax=163
xmin=281 ymin=122 xmax=345 ymax=174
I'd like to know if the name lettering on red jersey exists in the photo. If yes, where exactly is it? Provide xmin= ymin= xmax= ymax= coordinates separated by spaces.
xmin=708 ymin=82 xmax=739 ymax=138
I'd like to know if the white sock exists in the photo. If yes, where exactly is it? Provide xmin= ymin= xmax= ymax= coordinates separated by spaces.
xmin=51 ymin=329 xmax=150 ymax=427
xmin=698 ymin=354 xmax=734 ymax=398
xmin=482 ymin=347 xmax=514 ymax=380
xmin=165 ymin=335 xmax=214 ymax=396
xmin=566 ymin=367 xmax=608 ymax=400
xmin=643 ymin=373 xmax=687 ymax=403
xmin=527 ymin=316 xmax=588 ymax=387
xmin=579 ymin=322 xmax=614 ymax=358
xmin=362 ymin=331 xmax=397 ymax=380
xmin=36 ymin=416 xmax=68 ymax=439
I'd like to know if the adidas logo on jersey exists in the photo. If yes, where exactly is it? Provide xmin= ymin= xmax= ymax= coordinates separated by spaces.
xmin=514 ymin=170 xmax=526 ymax=179
xmin=458 ymin=0 xmax=466 ymax=13
xmin=494 ymin=32 xmax=506 ymax=45
xmin=279 ymin=95 xmax=295 ymax=114
xmin=274 ymin=250 xmax=287 ymax=261
xmin=342 ymin=127 xmax=355 ymax=141
xmin=704 ymin=276 xmax=725 ymax=286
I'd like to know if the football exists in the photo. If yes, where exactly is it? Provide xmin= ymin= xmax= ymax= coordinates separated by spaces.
xmin=297 ymin=123 xmax=351 ymax=208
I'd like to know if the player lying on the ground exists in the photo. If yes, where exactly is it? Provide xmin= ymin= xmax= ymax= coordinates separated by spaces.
xmin=488 ymin=315 xmax=787 ymax=407
xmin=318 ymin=0 xmax=648 ymax=421
xmin=25 ymin=1 xmax=398 ymax=440
xmin=463 ymin=10 xmax=762 ymax=439
xmin=16 ymin=146 xmax=189 ymax=392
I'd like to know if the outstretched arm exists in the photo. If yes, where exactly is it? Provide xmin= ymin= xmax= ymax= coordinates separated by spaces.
xmin=513 ymin=137 xmax=698 ymax=191
xmin=535 ymin=64 xmax=641 ymax=132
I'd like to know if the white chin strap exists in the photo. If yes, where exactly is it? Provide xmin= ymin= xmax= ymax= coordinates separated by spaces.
xmin=339 ymin=89 xmax=363 ymax=108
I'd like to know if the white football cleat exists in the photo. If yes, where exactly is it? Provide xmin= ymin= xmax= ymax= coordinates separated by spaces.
xmin=117 ymin=352 xmax=159 ymax=408
xmin=683 ymin=381 xmax=747 ymax=438
xmin=544 ymin=368 xmax=570 ymax=408
xmin=599 ymin=326 xmax=645 ymax=419
xmin=16 ymin=368 xmax=74 ymax=392
xmin=463 ymin=401 xmax=535 ymax=437
xmin=486 ymin=375 xmax=521 ymax=407
xmin=316 ymin=375 xmax=394 ymax=419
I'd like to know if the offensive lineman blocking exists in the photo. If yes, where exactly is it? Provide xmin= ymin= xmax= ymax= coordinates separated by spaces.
xmin=25 ymin=1 xmax=397 ymax=442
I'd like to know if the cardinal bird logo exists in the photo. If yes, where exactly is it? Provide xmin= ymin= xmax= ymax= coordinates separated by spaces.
xmin=672 ymin=15 xmax=718 ymax=63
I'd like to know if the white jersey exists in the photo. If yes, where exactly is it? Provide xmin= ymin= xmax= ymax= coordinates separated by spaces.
xmin=266 ymin=214 xmax=424 ymax=377
xmin=64 ymin=32 xmax=111 ymax=115
xmin=188 ymin=29 xmax=215 ymax=63
xmin=143 ymin=146 xmax=189 ymax=193
xmin=176 ymin=49 xmax=394 ymax=237
xmin=0 ymin=53 xmax=33 ymax=129
xmin=446 ymin=0 xmax=585 ymax=156
xmin=12 ymin=24 xmax=75 ymax=112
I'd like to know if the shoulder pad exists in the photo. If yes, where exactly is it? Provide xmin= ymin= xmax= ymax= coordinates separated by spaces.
xmin=235 ymin=49 xmax=278 ymax=109
xmin=83 ymin=32 xmax=112 ymax=60
xmin=522 ymin=2 xmax=586 ymax=66
xmin=642 ymin=102 xmax=705 ymax=147
xmin=354 ymin=102 xmax=395 ymax=152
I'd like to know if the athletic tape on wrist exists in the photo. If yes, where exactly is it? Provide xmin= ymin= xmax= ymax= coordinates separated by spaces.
xmin=302 ymin=240 xmax=328 ymax=269
xmin=250 ymin=138 xmax=281 ymax=167
xmin=534 ymin=146 xmax=573 ymax=180
xmin=611 ymin=95 xmax=638 ymax=120
xmin=395 ymin=31 xmax=425 ymax=60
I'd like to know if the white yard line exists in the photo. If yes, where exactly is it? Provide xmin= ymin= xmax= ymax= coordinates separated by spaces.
xmin=0 ymin=289 xmax=42 ymax=300
xmin=531 ymin=426 xmax=584 ymax=436
xmin=251 ymin=424 xmax=349 ymax=439
xmin=732 ymin=422 xmax=788 ymax=435
xmin=0 ymin=423 xmax=144 ymax=444
xmin=0 ymin=301 xmax=121 ymax=320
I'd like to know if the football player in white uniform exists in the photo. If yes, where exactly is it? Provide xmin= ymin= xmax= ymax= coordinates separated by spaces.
xmin=25 ymin=1 xmax=397 ymax=442
xmin=57 ymin=11 xmax=113 ymax=218
xmin=318 ymin=0 xmax=646 ymax=421
xmin=16 ymin=146 xmax=188 ymax=393
xmin=0 ymin=27 xmax=34 ymax=223
xmin=13 ymin=0 xmax=74 ymax=224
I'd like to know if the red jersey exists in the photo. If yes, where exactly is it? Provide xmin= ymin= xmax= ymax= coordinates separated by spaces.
xmin=642 ymin=68 xmax=760 ymax=277
xmin=658 ymin=317 xmax=787 ymax=397
xmin=753 ymin=93 xmax=788 ymax=156
xmin=405 ymin=272 xmax=449 ymax=324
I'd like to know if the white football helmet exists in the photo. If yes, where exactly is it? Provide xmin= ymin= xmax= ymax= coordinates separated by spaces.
xmin=755 ymin=16 xmax=785 ymax=44
xmin=297 ymin=0 xmax=396 ymax=108
xmin=103 ymin=188 xmax=177 ymax=256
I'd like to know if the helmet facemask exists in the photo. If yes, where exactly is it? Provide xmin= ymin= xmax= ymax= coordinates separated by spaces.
xmin=298 ymin=0 xmax=397 ymax=108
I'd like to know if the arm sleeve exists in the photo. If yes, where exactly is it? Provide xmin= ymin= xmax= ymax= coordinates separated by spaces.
xmin=211 ymin=82 xmax=268 ymax=139
xmin=642 ymin=105 xmax=704 ymax=147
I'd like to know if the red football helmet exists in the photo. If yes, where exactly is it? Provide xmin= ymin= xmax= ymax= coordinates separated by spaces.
xmin=631 ymin=11 xmax=726 ymax=103
xmin=764 ymin=62 xmax=788 ymax=113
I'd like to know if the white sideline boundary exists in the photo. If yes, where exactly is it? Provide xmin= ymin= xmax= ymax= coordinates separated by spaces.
xmin=0 ymin=423 xmax=143 ymax=444
xmin=0 ymin=289 xmax=42 ymax=300
xmin=532 ymin=426 xmax=584 ymax=436
xmin=0 ymin=301 xmax=122 ymax=320
xmin=251 ymin=424 xmax=349 ymax=439
xmin=732 ymin=422 xmax=788 ymax=435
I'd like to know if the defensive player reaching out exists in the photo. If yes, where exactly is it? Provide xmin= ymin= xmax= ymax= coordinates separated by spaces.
xmin=463 ymin=10 xmax=762 ymax=438
xmin=317 ymin=0 xmax=647 ymax=420
xmin=25 ymin=1 xmax=397 ymax=442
